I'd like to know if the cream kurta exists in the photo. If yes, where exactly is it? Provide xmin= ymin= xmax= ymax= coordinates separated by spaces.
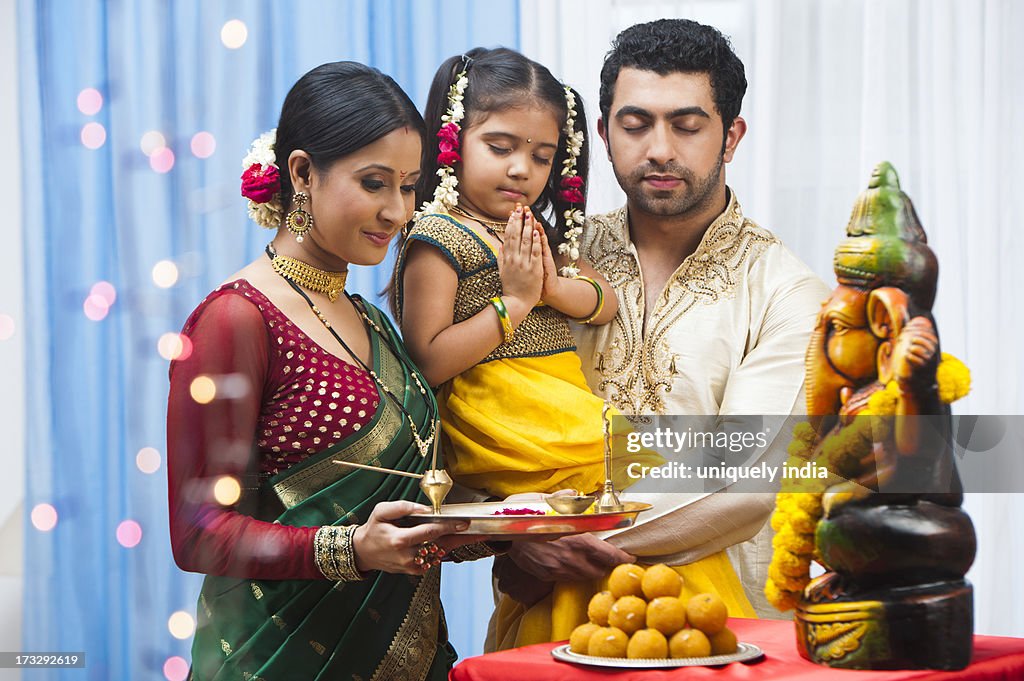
xmin=572 ymin=190 xmax=831 ymax=617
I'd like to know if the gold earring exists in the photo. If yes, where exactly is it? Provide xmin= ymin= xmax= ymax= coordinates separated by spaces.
xmin=285 ymin=192 xmax=313 ymax=243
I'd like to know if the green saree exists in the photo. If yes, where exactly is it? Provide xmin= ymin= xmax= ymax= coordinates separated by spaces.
xmin=190 ymin=300 xmax=455 ymax=681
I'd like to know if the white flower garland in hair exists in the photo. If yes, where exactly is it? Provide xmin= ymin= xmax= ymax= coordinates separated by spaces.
xmin=240 ymin=129 xmax=284 ymax=229
xmin=416 ymin=69 xmax=469 ymax=218
xmin=557 ymin=87 xmax=586 ymax=278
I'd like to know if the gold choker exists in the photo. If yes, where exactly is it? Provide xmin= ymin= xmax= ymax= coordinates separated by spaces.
xmin=268 ymin=247 xmax=347 ymax=302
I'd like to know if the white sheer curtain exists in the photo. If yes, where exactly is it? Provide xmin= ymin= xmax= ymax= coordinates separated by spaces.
xmin=520 ymin=0 xmax=1024 ymax=637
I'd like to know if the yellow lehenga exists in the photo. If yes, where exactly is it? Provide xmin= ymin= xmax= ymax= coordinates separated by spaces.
xmin=395 ymin=213 xmax=755 ymax=649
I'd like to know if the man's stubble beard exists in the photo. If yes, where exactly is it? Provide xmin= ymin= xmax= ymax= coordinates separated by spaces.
xmin=612 ymin=151 xmax=724 ymax=219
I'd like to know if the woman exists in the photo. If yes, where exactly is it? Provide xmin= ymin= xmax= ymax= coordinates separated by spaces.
xmin=167 ymin=61 xmax=490 ymax=681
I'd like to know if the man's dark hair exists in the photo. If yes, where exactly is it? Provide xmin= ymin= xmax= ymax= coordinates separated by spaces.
xmin=599 ymin=19 xmax=747 ymax=134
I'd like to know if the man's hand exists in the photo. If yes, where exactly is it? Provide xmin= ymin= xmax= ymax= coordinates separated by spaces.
xmin=508 ymin=534 xmax=636 ymax=582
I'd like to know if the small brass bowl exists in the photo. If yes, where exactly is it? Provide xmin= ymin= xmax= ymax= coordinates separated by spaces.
xmin=545 ymin=495 xmax=596 ymax=515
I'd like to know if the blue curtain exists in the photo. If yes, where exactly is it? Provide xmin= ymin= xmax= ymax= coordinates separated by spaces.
xmin=18 ymin=1 xmax=518 ymax=678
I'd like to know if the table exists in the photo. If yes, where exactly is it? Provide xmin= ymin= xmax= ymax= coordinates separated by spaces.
xmin=450 ymin=618 xmax=1024 ymax=680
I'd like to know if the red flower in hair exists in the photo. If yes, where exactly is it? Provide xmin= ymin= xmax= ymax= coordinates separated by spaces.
xmin=437 ymin=122 xmax=461 ymax=147
xmin=560 ymin=176 xmax=584 ymax=190
xmin=438 ymin=150 xmax=462 ymax=166
xmin=559 ymin=189 xmax=584 ymax=204
xmin=241 ymin=163 xmax=280 ymax=204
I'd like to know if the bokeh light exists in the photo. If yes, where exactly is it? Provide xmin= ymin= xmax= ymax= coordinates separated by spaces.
xmin=163 ymin=656 xmax=189 ymax=681
xmin=150 ymin=147 xmax=175 ymax=173
xmin=220 ymin=19 xmax=248 ymax=49
xmin=83 ymin=294 xmax=110 ymax=321
xmin=81 ymin=122 xmax=107 ymax=149
xmin=30 ymin=503 xmax=58 ymax=532
xmin=218 ymin=373 xmax=251 ymax=400
xmin=213 ymin=476 xmax=241 ymax=505
xmin=136 ymin=447 xmax=162 ymax=474
xmin=77 ymin=88 xmax=103 ymax=115
xmin=90 ymin=281 xmax=117 ymax=306
xmin=0 ymin=314 xmax=13 ymax=341
xmin=158 ymin=332 xmax=193 ymax=361
xmin=190 ymin=131 xmax=216 ymax=158
xmin=151 ymin=259 xmax=179 ymax=288
xmin=167 ymin=611 xmax=196 ymax=640
xmin=190 ymin=376 xmax=216 ymax=404
xmin=140 ymin=130 xmax=166 ymax=157
xmin=116 ymin=520 xmax=143 ymax=548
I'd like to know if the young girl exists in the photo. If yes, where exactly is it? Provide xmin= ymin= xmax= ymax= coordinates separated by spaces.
xmin=392 ymin=47 xmax=623 ymax=501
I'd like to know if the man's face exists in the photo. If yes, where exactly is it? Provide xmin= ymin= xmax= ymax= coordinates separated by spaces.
xmin=599 ymin=68 xmax=744 ymax=218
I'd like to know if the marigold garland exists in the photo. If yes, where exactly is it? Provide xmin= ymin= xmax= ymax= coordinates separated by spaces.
xmin=764 ymin=352 xmax=972 ymax=611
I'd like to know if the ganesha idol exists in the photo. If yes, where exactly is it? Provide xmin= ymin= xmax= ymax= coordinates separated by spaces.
xmin=766 ymin=162 xmax=975 ymax=670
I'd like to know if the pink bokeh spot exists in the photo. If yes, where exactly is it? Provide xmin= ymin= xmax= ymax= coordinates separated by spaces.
xmin=116 ymin=520 xmax=143 ymax=548
xmin=174 ymin=333 xmax=193 ymax=361
xmin=190 ymin=131 xmax=216 ymax=158
xmin=90 ymin=281 xmax=117 ymax=306
xmin=77 ymin=88 xmax=103 ymax=115
xmin=83 ymin=295 xmax=110 ymax=321
xmin=31 ymin=503 xmax=58 ymax=532
xmin=163 ymin=656 xmax=189 ymax=681
xmin=150 ymin=147 xmax=176 ymax=173
xmin=81 ymin=122 xmax=107 ymax=149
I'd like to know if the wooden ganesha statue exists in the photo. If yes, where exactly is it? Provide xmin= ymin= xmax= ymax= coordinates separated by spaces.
xmin=766 ymin=162 xmax=975 ymax=670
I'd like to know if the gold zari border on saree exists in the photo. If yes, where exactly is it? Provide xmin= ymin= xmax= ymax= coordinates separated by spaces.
xmin=370 ymin=569 xmax=441 ymax=681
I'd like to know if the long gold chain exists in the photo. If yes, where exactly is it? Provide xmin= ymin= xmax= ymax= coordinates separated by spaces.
xmin=266 ymin=245 xmax=437 ymax=458
xmin=269 ymin=250 xmax=348 ymax=303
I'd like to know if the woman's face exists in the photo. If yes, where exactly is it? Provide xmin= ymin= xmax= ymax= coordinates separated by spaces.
xmin=303 ymin=127 xmax=422 ymax=267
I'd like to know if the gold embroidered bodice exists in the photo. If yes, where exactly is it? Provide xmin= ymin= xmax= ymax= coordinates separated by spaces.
xmin=398 ymin=214 xmax=576 ymax=364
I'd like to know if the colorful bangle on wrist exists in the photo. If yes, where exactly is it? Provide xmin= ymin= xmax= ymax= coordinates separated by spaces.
xmin=490 ymin=296 xmax=515 ymax=344
xmin=571 ymin=275 xmax=604 ymax=325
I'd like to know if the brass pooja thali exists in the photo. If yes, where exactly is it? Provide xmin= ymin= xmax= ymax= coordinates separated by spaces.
xmin=395 ymin=500 xmax=652 ymax=538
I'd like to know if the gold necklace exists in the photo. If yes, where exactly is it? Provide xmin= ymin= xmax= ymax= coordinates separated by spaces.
xmin=265 ymin=245 xmax=438 ymax=460
xmin=450 ymin=205 xmax=507 ymax=234
xmin=268 ymin=246 xmax=348 ymax=303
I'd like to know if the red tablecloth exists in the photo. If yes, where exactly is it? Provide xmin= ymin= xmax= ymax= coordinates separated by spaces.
xmin=450 ymin=618 xmax=1024 ymax=681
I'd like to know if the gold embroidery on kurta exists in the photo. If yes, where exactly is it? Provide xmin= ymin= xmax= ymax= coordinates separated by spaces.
xmin=582 ymin=195 xmax=777 ymax=413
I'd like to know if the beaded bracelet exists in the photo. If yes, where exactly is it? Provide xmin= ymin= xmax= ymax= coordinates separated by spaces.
xmin=490 ymin=296 xmax=515 ymax=344
xmin=313 ymin=525 xmax=366 ymax=581
xmin=571 ymin=275 xmax=605 ymax=325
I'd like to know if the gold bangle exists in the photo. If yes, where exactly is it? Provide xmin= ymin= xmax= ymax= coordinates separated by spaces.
xmin=571 ymin=275 xmax=604 ymax=324
xmin=490 ymin=296 xmax=515 ymax=344
xmin=314 ymin=525 xmax=365 ymax=581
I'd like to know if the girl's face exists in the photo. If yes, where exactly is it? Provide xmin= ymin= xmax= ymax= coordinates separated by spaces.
xmin=302 ymin=127 xmax=422 ymax=267
xmin=456 ymin=105 xmax=561 ymax=220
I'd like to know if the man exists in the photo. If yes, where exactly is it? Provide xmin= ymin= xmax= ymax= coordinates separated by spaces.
xmin=488 ymin=19 xmax=830 ymax=649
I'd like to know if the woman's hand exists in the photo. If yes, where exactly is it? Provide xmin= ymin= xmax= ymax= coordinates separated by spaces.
xmin=497 ymin=206 xmax=543 ymax=321
xmin=351 ymin=500 xmax=469 ymax=575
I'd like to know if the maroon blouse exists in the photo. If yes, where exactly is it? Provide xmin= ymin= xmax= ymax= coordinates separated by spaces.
xmin=167 ymin=280 xmax=380 ymax=579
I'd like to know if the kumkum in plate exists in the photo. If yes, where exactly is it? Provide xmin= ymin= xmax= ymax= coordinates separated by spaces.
xmin=550 ymin=642 xmax=765 ymax=669
xmin=395 ymin=500 xmax=652 ymax=539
